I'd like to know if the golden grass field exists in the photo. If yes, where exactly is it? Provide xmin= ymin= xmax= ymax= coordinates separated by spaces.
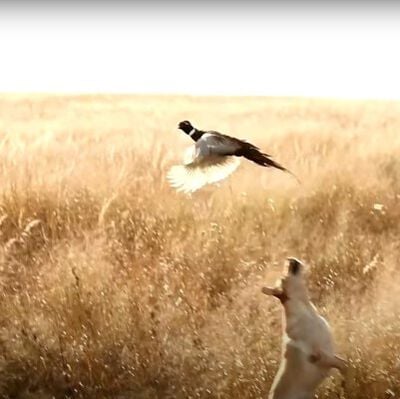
xmin=0 ymin=94 xmax=399 ymax=399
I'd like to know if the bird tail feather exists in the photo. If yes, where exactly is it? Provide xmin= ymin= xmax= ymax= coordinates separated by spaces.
xmin=241 ymin=146 xmax=301 ymax=184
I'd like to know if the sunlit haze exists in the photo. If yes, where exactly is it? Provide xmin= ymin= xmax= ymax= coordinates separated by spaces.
xmin=1 ymin=2 xmax=400 ymax=99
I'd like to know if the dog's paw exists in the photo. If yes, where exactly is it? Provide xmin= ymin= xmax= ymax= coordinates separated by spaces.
xmin=333 ymin=355 xmax=348 ymax=374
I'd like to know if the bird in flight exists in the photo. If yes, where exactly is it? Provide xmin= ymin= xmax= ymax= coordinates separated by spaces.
xmin=167 ymin=120 xmax=298 ymax=193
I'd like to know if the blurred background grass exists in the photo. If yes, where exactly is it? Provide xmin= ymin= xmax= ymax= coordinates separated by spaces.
xmin=0 ymin=95 xmax=399 ymax=398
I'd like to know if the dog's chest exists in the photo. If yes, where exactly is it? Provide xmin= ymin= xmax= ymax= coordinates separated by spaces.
xmin=285 ymin=303 xmax=315 ymax=336
xmin=284 ymin=301 xmax=334 ymax=354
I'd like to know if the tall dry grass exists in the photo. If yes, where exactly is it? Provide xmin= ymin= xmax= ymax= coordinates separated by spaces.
xmin=0 ymin=94 xmax=399 ymax=398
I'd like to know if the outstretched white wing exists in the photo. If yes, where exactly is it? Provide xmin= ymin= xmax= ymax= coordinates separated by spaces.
xmin=167 ymin=156 xmax=240 ymax=193
xmin=168 ymin=133 xmax=242 ymax=193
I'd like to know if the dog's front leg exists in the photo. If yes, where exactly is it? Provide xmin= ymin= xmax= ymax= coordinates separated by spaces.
xmin=332 ymin=354 xmax=347 ymax=374
xmin=309 ymin=347 xmax=347 ymax=374
xmin=261 ymin=286 xmax=288 ymax=303
xmin=262 ymin=286 xmax=282 ymax=296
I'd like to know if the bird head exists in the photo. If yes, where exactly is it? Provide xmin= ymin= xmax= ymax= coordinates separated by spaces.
xmin=178 ymin=120 xmax=194 ymax=134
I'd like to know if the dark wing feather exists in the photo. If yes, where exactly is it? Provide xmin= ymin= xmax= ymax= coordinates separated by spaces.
xmin=221 ymin=135 xmax=301 ymax=183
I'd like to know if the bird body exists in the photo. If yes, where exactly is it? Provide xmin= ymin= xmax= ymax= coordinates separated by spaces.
xmin=167 ymin=121 xmax=297 ymax=193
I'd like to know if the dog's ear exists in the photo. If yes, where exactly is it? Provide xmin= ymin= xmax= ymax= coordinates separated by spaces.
xmin=287 ymin=257 xmax=303 ymax=275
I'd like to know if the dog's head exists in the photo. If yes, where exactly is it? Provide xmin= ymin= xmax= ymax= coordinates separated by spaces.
xmin=262 ymin=257 xmax=309 ymax=303
xmin=286 ymin=257 xmax=303 ymax=276
xmin=281 ymin=257 xmax=308 ymax=301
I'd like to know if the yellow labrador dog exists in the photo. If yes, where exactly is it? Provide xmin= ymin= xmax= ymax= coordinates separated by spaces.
xmin=262 ymin=258 xmax=346 ymax=399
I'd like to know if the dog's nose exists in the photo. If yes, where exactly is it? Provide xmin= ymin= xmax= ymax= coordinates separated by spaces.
xmin=287 ymin=257 xmax=302 ymax=275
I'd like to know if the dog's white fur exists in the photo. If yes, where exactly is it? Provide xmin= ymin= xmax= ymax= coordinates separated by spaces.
xmin=262 ymin=258 xmax=346 ymax=399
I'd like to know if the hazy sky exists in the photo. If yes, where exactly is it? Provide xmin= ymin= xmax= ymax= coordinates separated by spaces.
xmin=1 ymin=2 xmax=399 ymax=99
